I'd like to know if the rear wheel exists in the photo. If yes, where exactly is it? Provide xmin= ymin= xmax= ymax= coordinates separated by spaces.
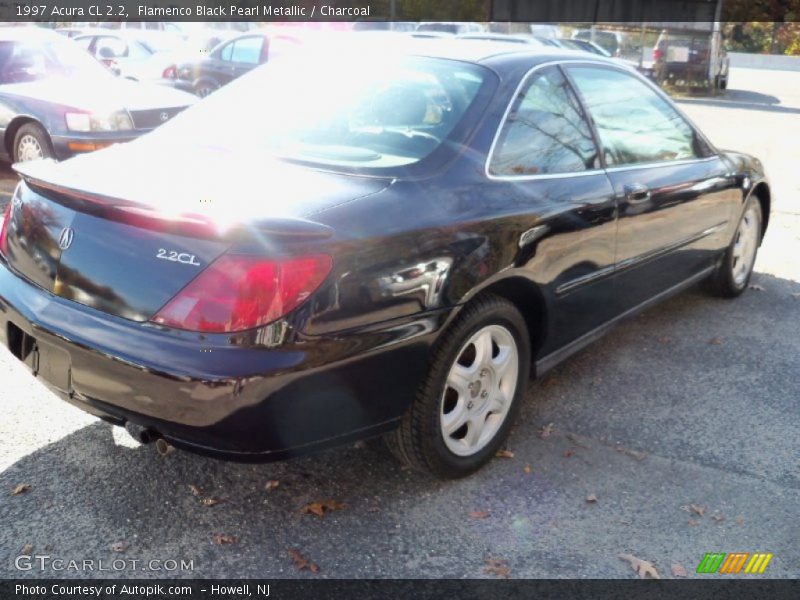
xmin=194 ymin=80 xmax=219 ymax=98
xmin=13 ymin=122 xmax=54 ymax=163
xmin=385 ymin=295 xmax=530 ymax=479
xmin=708 ymin=196 xmax=762 ymax=297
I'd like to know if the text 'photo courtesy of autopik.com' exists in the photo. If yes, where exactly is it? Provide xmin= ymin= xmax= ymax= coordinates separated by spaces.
xmin=0 ymin=0 xmax=798 ymax=599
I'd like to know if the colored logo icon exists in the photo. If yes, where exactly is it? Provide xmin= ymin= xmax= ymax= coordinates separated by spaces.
xmin=696 ymin=552 xmax=773 ymax=574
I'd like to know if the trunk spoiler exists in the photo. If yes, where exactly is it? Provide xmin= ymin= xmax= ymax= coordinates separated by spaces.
xmin=14 ymin=160 xmax=334 ymax=241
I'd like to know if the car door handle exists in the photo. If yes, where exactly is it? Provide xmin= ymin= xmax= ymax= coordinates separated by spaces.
xmin=623 ymin=183 xmax=651 ymax=204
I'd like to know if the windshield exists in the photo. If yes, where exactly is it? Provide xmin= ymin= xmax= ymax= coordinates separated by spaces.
xmin=0 ymin=38 xmax=112 ymax=84
xmin=149 ymin=54 xmax=490 ymax=170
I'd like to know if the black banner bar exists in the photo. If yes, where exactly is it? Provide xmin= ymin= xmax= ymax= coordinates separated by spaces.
xmin=3 ymin=0 xmax=800 ymax=22
xmin=2 ymin=579 xmax=799 ymax=600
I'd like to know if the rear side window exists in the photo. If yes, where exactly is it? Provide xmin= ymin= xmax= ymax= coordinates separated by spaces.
xmin=489 ymin=66 xmax=598 ymax=177
xmin=567 ymin=66 xmax=707 ymax=166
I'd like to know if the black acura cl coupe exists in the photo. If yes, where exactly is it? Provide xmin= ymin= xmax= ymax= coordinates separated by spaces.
xmin=0 ymin=40 xmax=769 ymax=478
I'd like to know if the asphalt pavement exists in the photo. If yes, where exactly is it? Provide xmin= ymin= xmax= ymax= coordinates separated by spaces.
xmin=0 ymin=67 xmax=798 ymax=579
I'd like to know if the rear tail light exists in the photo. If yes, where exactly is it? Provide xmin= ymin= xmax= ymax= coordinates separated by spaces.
xmin=653 ymin=48 xmax=664 ymax=62
xmin=151 ymin=254 xmax=332 ymax=333
xmin=0 ymin=200 xmax=12 ymax=259
xmin=162 ymin=65 xmax=177 ymax=79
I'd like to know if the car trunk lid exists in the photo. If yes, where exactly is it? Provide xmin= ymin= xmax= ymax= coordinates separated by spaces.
xmin=11 ymin=150 xmax=388 ymax=323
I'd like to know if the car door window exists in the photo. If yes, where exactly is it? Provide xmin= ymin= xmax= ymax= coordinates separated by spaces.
xmin=489 ymin=66 xmax=599 ymax=176
xmin=567 ymin=66 xmax=709 ymax=166
xmin=95 ymin=37 xmax=128 ymax=58
xmin=228 ymin=37 xmax=264 ymax=64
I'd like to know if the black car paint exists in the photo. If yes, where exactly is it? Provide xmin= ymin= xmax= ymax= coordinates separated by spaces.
xmin=0 ymin=51 xmax=769 ymax=461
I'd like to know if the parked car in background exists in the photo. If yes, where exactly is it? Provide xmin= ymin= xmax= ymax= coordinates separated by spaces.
xmin=457 ymin=33 xmax=547 ymax=47
xmin=652 ymin=27 xmax=729 ymax=90
xmin=572 ymin=28 xmax=624 ymax=56
xmin=559 ymin=38 xmax=611 ymax=56
xmin=167 ymin=31 xmax=302 ymax=97
xmin=73 ymin=30 xmax=185 ymax=82
xmin=416 ymin=22 xmax=485 ymax=35
xmin=0 ymin=39 xmax=769 ymax=478
xmin=0 ymin=28 xmax=195 ymax=162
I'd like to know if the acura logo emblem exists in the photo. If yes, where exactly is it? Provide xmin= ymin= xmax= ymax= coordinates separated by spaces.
xmin=58 ymin=227 xmax=74 ymax=251
xmin=160 ymin=112 xmax=170 ymax=122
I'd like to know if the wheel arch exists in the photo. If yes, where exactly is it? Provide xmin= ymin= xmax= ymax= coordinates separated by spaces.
xmin=750 ymin=181 xmax=770 ymax=241
xmin=454 ymin=275 xmax=549 ymax=365
xmin=5 ymin=116 xmax=45 ymax=159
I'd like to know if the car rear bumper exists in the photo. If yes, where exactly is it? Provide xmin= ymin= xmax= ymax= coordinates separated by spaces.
xmin=0 ymin=259 xmax=444 ymax=461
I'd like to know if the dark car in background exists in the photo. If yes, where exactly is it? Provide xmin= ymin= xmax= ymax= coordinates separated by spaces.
xmin=167 ymin=31 xmax=302 ymax=97
xmin=0 ymin=40 xmax=769 ymax=478
xmin=652 ymin=27 xmax=729 ymax=90
xmin=0 ymin=28 xmax=195 ymax=162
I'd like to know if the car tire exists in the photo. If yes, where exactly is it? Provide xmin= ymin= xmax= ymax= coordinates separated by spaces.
xmin=719 ymin=76 xmax=728 ymax=90
xmin=708 ymin=195 xmax=762 ymax=298
xmin=194 ymin=80 xmax=219 ymax=98
xmin=13 ymin=122 xmax=54 ymax=163
xmin=385 ymin=294 xmax=531 ymax=479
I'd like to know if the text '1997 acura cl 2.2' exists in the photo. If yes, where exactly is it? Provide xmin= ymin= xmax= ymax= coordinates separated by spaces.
xmin=0 ymin=40 xmax=769 ymax=478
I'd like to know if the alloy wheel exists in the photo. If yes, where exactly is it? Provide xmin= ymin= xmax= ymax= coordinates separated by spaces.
xmin=440 ymin=324 xmax=519 ymax=457
xmin=17 ymin=134 xmax=44 ymax=162
xmin=731 ymin=205 xmax=760 ymax=286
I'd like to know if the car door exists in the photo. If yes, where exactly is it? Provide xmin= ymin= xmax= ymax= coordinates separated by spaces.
xmin=210 ymin=35 xmax=265 ymax=85
xmin=485 ymin=65 xmax=618 ymax=355
xmin=226 ymin=35 xmax=267 ymax=79
xmin=565 ymin=64 xmax=740 ymax=312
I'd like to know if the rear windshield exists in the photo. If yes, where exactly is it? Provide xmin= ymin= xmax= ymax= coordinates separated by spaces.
xmin=147 ymin=54 xmax=491 ymax=171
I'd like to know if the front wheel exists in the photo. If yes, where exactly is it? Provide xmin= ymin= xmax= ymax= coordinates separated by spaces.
xmin=708 ymin=196 xmax=762 ymax=297
xmin=13 ymin=122 xmax=54 ymax=163
xmin=385 ymin=295 xmax=531 ymax=479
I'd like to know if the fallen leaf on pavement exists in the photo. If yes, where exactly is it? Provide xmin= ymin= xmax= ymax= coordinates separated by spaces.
xmin=563 ymin=450 xmax=573 ymax=458
xmin=11 ymin=484 xmax=31 ymax=496
xmin=200 ymin=497 xmax=221 ymax=507
xmin=523 ymin=464 xmax=533 ymax=474
xmin=21 ymin=544 xmax=33 ymax=556
xmin=469 ymin=510 xmax=490 ymax=519
xmin=671 ymin=562 xmax=688 ymax=577
xmin=212 ymin=533 xmax=236 ymax=545
xmin=300 ymin=500 xmax=346 ymax=517
xmin=690 ymin=504 xmax=706 ymax=517
xmin=735 ymin=515 xmax=745 ymax=525
xmin=484 ymin=556 xmax=510 ymax=578
xmin=111 ymin=541 xmax=129 ymax=553
xmin=496 ymin=449 xmax=515 ymax=459
xmin=619 ymin=554 xmax=660 ymax=579
xmin=288 ymin=548 xmax=319 ymax=573
xmin=711 ymin=514 xmax=725 ymax=523
xmin=708 ymin=337 xmax=722 ymax=345
xmin=265 ymin=480 xmax=280 ymax=492
xmin=687 ymin=518 xmax=699 ymax=526
xmin=586 ymin=493 xmax=598 ymax=503
xmin=539 ymin=423 xmax=554 ymax=439
xmin=188 ymin=484 xmax=201 ymax=496
xmin=616 ymin=446 xmax=647 ymax=460
xmin=748 ymin=284 xmax=765 ymax=291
